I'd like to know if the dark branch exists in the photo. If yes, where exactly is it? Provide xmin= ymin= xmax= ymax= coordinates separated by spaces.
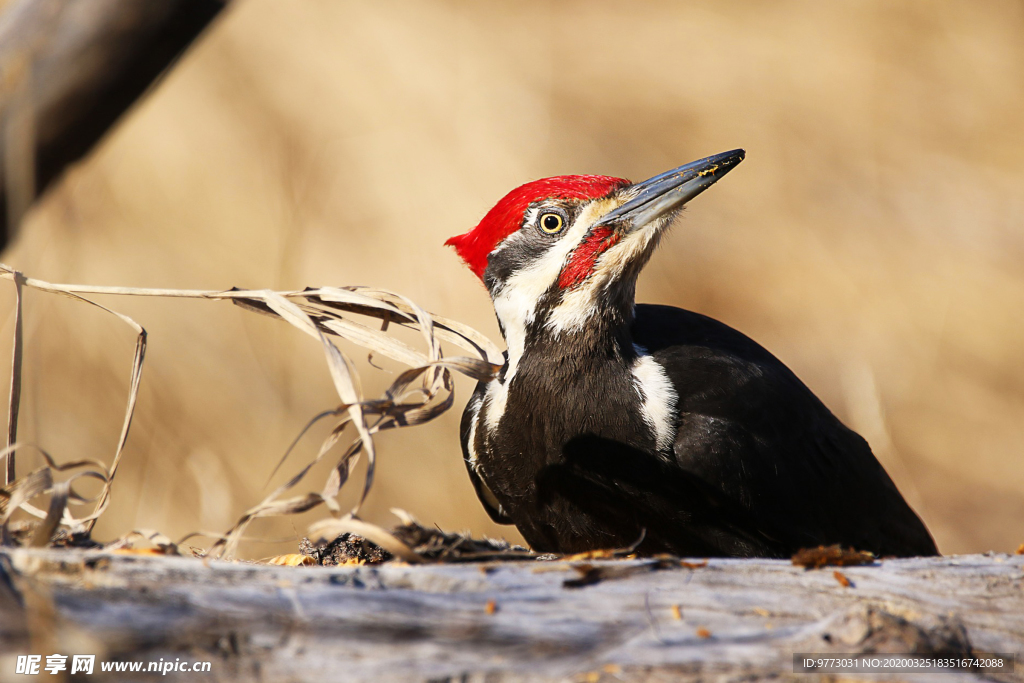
xmin=0 ymin=0 xmax=230 ymax=249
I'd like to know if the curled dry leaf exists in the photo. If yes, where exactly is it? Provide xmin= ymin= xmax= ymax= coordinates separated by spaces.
xmin=1 ymin=264 xmax=143 ymax=547
xmin=211 ymin=287 xmax=500 ymax=559
xmin=0 ymin=265 xmax=501 ymax=558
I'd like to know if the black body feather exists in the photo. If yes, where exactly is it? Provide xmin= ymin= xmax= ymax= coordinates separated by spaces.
xmin=461 ymin=304 xmax=937 ymax=558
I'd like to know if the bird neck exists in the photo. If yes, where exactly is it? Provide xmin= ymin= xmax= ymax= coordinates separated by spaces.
xmin=496 ymin=290 xmax=638 ymax=386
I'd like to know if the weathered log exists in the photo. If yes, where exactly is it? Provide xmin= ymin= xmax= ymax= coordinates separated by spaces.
xmin=0 ymin=0 xmax=229 ymax=246
xmin=0 ymin=549 xmax=1020 ymax=682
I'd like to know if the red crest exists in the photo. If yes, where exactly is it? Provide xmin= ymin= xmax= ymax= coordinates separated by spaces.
xmin=446 ymin=175 xmax=628 ymax=280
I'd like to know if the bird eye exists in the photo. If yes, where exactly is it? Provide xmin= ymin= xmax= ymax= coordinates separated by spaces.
xmin=539 ymin=212 xmax=565 ymax=234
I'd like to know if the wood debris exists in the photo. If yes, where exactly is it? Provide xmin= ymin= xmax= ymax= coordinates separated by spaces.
xmin=563 ymin=558 xmax=678 ymax=588
xmin=791 ymin=544 xmax=875 ymax=569
xmin=833 ymin=570 xmax=853 ymax=587
xmin=265 ymin=554 xmax=315 ymax=567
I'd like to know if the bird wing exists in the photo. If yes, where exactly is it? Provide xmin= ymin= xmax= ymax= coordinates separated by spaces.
xmin=632 ymin=304 xmax=938 ymax=557
xmin=533 ymin=432 xmax=789 ymax=557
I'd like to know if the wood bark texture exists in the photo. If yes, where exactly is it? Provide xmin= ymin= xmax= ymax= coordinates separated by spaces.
xmin=0 ymin=549 xmax=1021 ymax=682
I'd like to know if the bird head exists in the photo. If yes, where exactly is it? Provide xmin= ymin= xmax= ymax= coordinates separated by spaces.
xmin=446 ymin=149 xmax=745 ymax=351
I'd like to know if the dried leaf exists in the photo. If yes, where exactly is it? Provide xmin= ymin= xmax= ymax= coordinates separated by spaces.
xmin=792 ymin=545 xmax=875 ymax=569
xmin=265 ymin=553 xmax=315 ymax=566
xmin=112 ymin=548 xmax=167 ymax=556
xmin=0 ymin=266 xmax=503 ymax=558
xmin=564 ymin=548 xmax=621 ymax=561
xmin=833 ymin=570 xmax=853 ymax=587
xmin=4 ymin=269 xmax=23 ymax=487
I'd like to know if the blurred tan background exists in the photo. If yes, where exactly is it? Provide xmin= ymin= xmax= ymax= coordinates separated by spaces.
xmin=2 ymin=0 xmax=1022 ymax=556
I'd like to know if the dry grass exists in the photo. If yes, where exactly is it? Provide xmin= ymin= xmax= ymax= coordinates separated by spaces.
xmin=0 ymin=265 xmax=499 ymax=557
xmin=1 ymin=0 xmax=1022 ymax=555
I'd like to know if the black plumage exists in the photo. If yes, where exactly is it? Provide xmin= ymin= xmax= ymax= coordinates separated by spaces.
xmin=462 ymin=304 xmax=937 ymax=558
xmin=449 ymin=150 xmax=937 ymax=558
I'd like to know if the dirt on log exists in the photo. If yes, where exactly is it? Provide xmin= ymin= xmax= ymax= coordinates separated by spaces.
xmin=0 ymin=549 xmax=1021 ymax=682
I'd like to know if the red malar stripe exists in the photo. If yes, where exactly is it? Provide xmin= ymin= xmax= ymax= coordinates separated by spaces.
xmin=558 ymin=227 xmax=620 ymax=290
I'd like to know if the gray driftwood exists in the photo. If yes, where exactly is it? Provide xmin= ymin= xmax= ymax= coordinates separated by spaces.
xmin=0 ymin=549 xmax=1021 ymax=682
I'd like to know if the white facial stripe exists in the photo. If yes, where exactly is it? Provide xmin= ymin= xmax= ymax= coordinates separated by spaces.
xmin=483 ymin=377 xmax=508 ymax=432
xmin=464 ymin=391 xmax=508 ymax=518
xmin=632 ymin=344 xmax=678 ymax=451
xmin=465 ymin=392 xmax=482 ymax=466
xmin=490 ymin=204 xmax=603 ymax=370
xmin=545 ymin=214 xmax=669 ymax=336
xmin=544 ymin=283 xmax=595 ymax=334
xmin=594 ymin=217 xmax=668 ymax=290
xmin=484 ymin=204 xmax=603 ymax=431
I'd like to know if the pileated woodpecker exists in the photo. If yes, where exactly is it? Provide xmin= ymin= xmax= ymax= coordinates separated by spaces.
xmin=446 ymin=150 xmax=937 ymax=558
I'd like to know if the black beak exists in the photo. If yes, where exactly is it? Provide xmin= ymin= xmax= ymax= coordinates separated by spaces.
xmin=593 ymin=149 xmax=745 ymax=230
